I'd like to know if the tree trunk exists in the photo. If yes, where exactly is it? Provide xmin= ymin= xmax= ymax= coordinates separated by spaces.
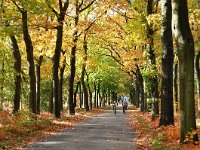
xmin=59 ymin=56 xmax=66 ymax=111
xmin=36 ymin=56 xmax=43 ymax=114
xmin=173 ymin=62 xmax=178 ymax=112
xmin=99 ymin=91 xmax=102 ymax=107
xmin=135 ymin=79 xmax=140 ymax=108
xmin=172 ymin=0 xmax=198 ymax=142
xmin=195 ymin=51 xmax=200 ymax=118
xmin=74 ymin=81 xmax=80 ymax=109
xmin=94 ymin=82 xmax=97 ymax=108
xmin=68 ymin=52 xmax=76 ymax=115
xmin=102 ymin=88 xmax=106 ymax=107
xmin=10 ymin=35 xmax=21 ymax=114
xmin=49 ymin=81 xmax=53 ymax=113
xmin=130 ymin=85 xmax=136 ymax=105
xmin=160 ymin=0 xmax=174 ymax=126
xmin=108 ymin=88 xmax=111 ymax=105
xmin=144 ymin=93 xmax=148 ymax=112
xmin=21 ymin=11 xmax=36 ymax=113
xmin=97 ymin=82 xmax=100 ymax=108
xmin=146 ymin=0 xmax=159 ymax=119
xmin=89 ymin=88 xmax=92 ymax=110
xmin=79 ymin=84 xmax=82 ymax=108
xmin=136 ymin=65 xmax=144 ymax=111
xmin=1 ymin=57 xmax=5 ymax=108
xmin=81 ymin=35 xmax=89 ymax=111
xmin=50 ymin=0 xmax=69 ymax=118
xmin=82 ymin=76 xmax=89 ymax=111
xmin=68 ymin=3 xmax=79 ymax=114
xmin=52 ymin=23 xmax=63 ymax=118
xmin=86 ymin=73 xmax=92 ymax=110
xmin=105 ymin=93 xmax=108 ymax=106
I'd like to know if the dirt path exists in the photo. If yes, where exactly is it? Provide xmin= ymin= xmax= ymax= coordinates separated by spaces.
xmin=23 ymin=105 xmax=136 ymax=150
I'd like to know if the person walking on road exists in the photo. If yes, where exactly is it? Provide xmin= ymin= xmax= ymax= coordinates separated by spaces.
xmin=122 ymin=100 xmax=128 ymax=113
xmin=113 ymin=100 xmax=117 ymax=114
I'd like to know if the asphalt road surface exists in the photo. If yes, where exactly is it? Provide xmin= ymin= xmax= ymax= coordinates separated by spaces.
xmin=23 ymin=105 xmax=136 ymax=150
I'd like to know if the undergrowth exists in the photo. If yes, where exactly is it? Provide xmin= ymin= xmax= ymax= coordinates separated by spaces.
xmin=128 ymin=109 xmax=200 ymax=150
xmin=0 ymin=108 xmax=104 ymax=150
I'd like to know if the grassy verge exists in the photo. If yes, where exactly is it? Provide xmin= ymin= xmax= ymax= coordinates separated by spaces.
xmin=0 ymin=108 xmax=104 ymax=150
xmin=127 ymin=108 xmax=200 ymax=150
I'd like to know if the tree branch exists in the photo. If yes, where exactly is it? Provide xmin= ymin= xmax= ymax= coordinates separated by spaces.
xmin=79 ymin=0 xmax=96 ymax=13
xmin=78 ymin=0 xmax=84 ymax=9
xmin=45 ymin=1 xmax=59 ymax=18
xmin=63 ymin=0 xmax=69 ymax=12
xmin=59 ymin=0 xmax=62 ymax=11
xmin=11 ymin=0 xmax=24 ymax=12
xmin=85 ymin=20 xmax=96 ymax=33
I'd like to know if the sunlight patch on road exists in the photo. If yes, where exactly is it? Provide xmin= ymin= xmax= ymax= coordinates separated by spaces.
xmin=38 ymin=141 xmax=64 ymax=145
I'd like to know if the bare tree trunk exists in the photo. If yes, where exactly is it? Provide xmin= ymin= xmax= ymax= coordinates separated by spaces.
xmin=68 ymin=43 xmax=76 ymax=114
xmin=10 ymin=35 xmax=21 ymax=114
xmin=136 ymin=65 xmax=144 ymax=111
xmin=21 ymin=11 xmax=36 ymax=113
xmin=81 ymin=34 xmax=89 ymax=111
xmin=79 ymin=84 xmax=82 ymax=108
xmin=102 ymin=88 xmax=106 ymax=107
xmin=97 ymin=81 xmax=100 ymax=108
xmin=108 ymin=88 xmax=111 ymax=105
xmin=73 ymin=81 xmax=80 ymax=109
xmin=59 ymin=54 xmax=66 ymax=111
xmin=172 ymin=0 xmax=198 ymax=142
xmin=50 ymin=0 xmax=69 ymax=118
xmin=173 ymin=62 xmax=178 ymax=112
xmin=52 ymin=23 xmax=63 ymax=118
xmin=36 ymin=56 xmax=43 ymax=114
xmin=49 ymin=81 xmax=53 ymax=113
xmin=195 ymin=51 xmax=200 ymax=118
xmin=146 ymin=0 xmax=159 ymax=120
xmin=68 ymin=1 xmax=79 ymax=115
xmin=1 ymin=57 xmax=5 ymax=108
xmin=94 ymin=82 xmax=97 ymax=108
xmin=86 ymin=73 xmax=92 ymax=110
xmin=160 ymin=0 xmax=174 ymax=126
xmin=135 ymin=79 xmax=140 ymax=108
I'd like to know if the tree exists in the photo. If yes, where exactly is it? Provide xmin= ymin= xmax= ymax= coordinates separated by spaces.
xmin=192 ymin=1 xmax=200 ymax=119
xmin=12 ymin=0 xmax=37 ymax=113
xmin=73 ymin=81 xmax=80 ymax=109
xmin=36 ymin=55 xmax=43 ymax=114
xmin=80 ymin=20 xmax=96 ymax=111
xmin=159 ymin=0 xmax=174 ymax=125
xmin=173 ymin=61 xmax=178 ymax=112
xmin=172 ymin=0 xmax=198 ymax=142
xmin=46 ymin=0 xmax=69 ymax=118
xmin=86 ymin=72 xmax=93 ymax=110
xmin=10 ymin=35 xmax=22 ymax=114
xmin=80 ymin=33 xmax=89 ymax=111
xmin=195 ymin=51 xmax=200 ymax=118
xmin=67 ymin=0 xmax=96 ymax=115
xmin=146 ymin=0 xmax=159 ymax=120
xmin=1 ymin=1 xmax=22 ymax=113
xmin=59 ymin=51 xmax=66 ymax=111
xmin=136 ymin=65 xmax=144 ymax=111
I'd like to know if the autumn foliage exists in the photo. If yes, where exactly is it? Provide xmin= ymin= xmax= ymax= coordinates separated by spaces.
xmin=128 ymin=108 xmax=200 ymax=150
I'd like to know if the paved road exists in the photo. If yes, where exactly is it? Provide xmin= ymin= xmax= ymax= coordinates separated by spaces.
xmin=24 ymin=105 xmax=136 ymax=150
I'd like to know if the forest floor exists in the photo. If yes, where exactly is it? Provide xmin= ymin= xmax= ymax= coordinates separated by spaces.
xmin=127 ymin=106 xmax=200 ymax=150
xmin=0 ymin=108 xmax=104 ymax=150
